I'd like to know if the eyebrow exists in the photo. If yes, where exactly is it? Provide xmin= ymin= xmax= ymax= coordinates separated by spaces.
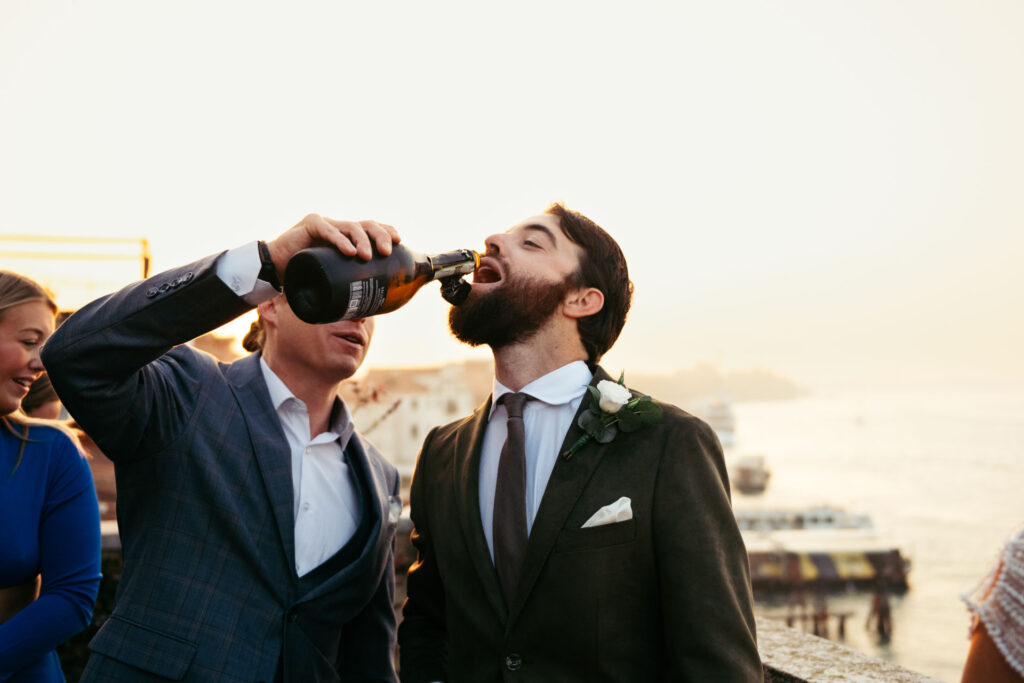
xmin=521 ymin=223 xmax=558 ymax=245
xmin=18 ymin=327 xmax=48 ymax=336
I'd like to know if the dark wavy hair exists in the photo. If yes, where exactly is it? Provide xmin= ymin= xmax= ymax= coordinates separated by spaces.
xmin=545 ymin=204 xmax=633 ymax=366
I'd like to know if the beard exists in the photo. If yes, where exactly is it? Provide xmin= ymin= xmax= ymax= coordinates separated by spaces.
xmin=448 ymin=272 xmax=575 ymax=350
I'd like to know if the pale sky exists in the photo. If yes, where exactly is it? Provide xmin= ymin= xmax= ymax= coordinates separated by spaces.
xmin=2 ymin=0 xmax=1022 ymax=391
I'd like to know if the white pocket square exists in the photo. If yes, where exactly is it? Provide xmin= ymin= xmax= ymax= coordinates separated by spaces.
xmin=581 ymin=496 xmax=632 ymax=528
xmin=388 ymin=496 xmax=403 ymax=525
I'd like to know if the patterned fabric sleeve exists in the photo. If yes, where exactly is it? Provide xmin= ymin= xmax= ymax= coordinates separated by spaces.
xmin=963 ymin=526 xmax=1024 ymax=678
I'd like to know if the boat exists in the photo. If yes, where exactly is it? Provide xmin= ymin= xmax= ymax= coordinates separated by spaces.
xmin=695 ymin=397 xmax=735 ymax=448
xmin=728 ymin=454 xmax=771 ymax=494
xmin=734 ymin=504 xmax=872 ymax=532
xmin=742 ymin=528 xmax=910 ymax=592
xmin=735 ymin=505 xmax=910 ymax=591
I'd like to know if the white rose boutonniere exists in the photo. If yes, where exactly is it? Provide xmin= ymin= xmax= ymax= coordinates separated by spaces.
xmin=562 ymin=372 xmax=663 ymax=459
xmin=596 ymin=380 xmax=632 ymax=413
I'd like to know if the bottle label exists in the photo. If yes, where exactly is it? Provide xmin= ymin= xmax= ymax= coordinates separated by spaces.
xmin=343 ymin=276 xmax=389 ymax=319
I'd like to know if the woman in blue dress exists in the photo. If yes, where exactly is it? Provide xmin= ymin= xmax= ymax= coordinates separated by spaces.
xmin=0 ymin=271 xmax=101 ymax=682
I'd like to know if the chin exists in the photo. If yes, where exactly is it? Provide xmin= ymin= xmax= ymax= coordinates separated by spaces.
xmin=325 ymin=356 xmax=363 ymax=382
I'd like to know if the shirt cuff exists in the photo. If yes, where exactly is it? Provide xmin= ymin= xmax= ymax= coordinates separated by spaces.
xmin=216 ymin=241 xmax=282 ymax=306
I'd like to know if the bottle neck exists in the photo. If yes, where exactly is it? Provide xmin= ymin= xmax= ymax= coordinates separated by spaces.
xmin=427 ymin=249 xmax=479 ymax=281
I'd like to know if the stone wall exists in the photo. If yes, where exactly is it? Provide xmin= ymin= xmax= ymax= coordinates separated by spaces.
xmin=65 ymin=538 xmax=946 ymax=682
xmin=757 ymin=617 xmax=945 ymax=682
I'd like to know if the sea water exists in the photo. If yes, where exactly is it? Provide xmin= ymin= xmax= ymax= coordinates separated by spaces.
xmin=728 ymin=385 xmax=1024 ymax=681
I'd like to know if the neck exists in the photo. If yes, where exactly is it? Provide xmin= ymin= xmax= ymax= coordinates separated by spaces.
xmin=261 ymin=352 xmax=339 ymax=438
xmin=491 ymin=323 xmax=588 ymax=391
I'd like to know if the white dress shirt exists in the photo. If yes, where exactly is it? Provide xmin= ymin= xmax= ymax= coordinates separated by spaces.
xmin=261 ymin=359 xmax=361 ymax=577
xmin=215 ymin=244 xmax=361 ymax=578
xmin=478 ymin=361 xmax=593 ymax=560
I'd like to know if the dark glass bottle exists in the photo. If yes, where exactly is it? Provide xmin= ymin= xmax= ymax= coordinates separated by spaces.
xmin=283 ymin=244 xmax=479 ymax=323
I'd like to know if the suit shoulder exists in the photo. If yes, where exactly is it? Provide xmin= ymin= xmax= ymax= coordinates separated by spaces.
xmin=427 ymin=411 xmax=479 ymax=443
xmin=416 ymin=393 xmax=488 ymax=449
xmin=632 ymin=391 xmax=719 ymax=442
xmin=625 ymin=393 xmax=724 ymax=470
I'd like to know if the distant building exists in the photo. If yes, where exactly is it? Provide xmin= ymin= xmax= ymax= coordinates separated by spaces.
xmin=341 ymin=360 xmax=492 ymax=483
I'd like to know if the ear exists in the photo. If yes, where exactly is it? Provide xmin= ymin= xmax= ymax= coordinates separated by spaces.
xmin=256 ymin=296 xmax=280 ymax=327
xmin=562 ymin=286 xmax=604 ymax=320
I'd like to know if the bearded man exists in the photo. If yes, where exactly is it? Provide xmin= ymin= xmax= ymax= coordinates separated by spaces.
xmin=397 ymin=204 xmax=763 ymax=682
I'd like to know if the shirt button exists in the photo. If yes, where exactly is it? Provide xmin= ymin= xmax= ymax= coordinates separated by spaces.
xmin=505 ymin=654 xmax=522 ymax=671
xmin=302 ymin=502 xmax=310 ymax=511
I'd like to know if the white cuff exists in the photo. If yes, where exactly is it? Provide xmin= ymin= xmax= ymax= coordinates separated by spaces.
xmin=216 ymin=241 xmax=281 ymax=306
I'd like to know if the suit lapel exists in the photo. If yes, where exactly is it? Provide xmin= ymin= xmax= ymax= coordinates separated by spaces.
xmin=452 ymin=398 xmax=509 ymax=622
xmin=226 ymin=353 xmax=297 ymax=575
xmin=297 ymin=433 xmax=387 ymax=604
xmin=507 ymin=367 xmax=614 ymax=625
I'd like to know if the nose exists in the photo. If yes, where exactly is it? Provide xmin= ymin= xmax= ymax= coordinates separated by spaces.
xmin=483 ymin=233 xmax=504 ymax=255
xmin=28 ymin=352 xmax=44 ymax=373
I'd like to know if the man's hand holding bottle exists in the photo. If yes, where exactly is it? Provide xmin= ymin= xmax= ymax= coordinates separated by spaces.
xmin=266 ymin=214 xmax=402 ymax=281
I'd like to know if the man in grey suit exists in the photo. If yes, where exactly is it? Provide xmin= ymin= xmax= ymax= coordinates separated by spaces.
xmin=398 ymin=204 xmax=762 ymax=682
xmin=43 ymin=215 xmax=403 ymax=682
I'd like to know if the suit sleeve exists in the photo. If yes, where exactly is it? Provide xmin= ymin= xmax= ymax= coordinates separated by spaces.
xmin=397 ymin=428 xmax=449 ymax=683
xmin=41 ymin=254 xmax=252 ymax=461
xmin=336 ymin=470 xmax=401 ymax=683
xmin=653 ymin=414 xmax=763 ymax=682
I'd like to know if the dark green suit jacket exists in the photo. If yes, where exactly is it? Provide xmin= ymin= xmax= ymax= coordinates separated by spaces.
xmin=398 ymin=367 xmax=762 ymax=682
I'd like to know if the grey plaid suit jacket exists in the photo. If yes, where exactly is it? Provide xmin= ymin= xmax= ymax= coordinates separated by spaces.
xmin=42 ymin=253 xmax=400 ymax=683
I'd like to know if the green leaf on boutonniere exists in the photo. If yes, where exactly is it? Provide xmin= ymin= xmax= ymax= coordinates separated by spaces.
xmin=618 ymin=398 xmax=662 ymax=433
xmin=616 ymin=403 xmax=645 ymax=432
xmin=561 ymin=372 xmax=663 ymax=460
xmin=578 ymin=409 xmax=617 ymax=442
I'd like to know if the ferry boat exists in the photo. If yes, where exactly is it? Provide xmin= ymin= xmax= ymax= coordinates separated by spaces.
xmin=695 ymin=397 xmax=735 ymax=448
xmin=735 ymin=506 xmax=910 ymax=591
xmin=728 ymin=454 xmax=771 ymax=495
xmin=734 ymin=504 xmax=872 ymax=532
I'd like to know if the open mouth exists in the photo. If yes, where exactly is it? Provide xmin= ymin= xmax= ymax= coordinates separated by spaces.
xmin=334 ymin=332 xmax=365 ymax=347
xmin=473 ymin=258 xmax=503 ymax=284
xmin=13 ymin=377 xmax=34 ymax=389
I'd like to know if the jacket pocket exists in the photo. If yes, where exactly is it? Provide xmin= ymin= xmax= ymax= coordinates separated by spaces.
xmin=89 ymin=615 xmax=198 ymax=680
xmin=555 ymin=518 xmax=637 ymax=552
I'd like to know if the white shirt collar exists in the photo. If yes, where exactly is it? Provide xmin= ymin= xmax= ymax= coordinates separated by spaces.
xmin=489 ymin=360 xmax=593 ymax=418
xmin=259 ymin=356 xmax=355 ymax=445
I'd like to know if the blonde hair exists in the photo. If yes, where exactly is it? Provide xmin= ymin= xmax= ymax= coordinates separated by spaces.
xmin=0 ymin=270 xmax=57 ymax=319
xmin=0 ymin=271 xmax=59 ymax=473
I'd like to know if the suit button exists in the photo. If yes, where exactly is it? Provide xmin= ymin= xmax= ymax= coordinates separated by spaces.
xmin=288 ymin=611 xmax=298 ymax=622
xmin=146 ymin=287 xmax=159 ymax=298
xmin=505 ymin=654 xmax=522 ymax=671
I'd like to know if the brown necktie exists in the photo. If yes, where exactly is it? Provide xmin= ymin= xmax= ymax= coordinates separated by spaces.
xmin=493 ymin=392 xmax=531 ymax=606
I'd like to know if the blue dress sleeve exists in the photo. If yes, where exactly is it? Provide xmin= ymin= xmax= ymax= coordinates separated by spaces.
xmin=0 ymin=430 xmax=102 ymax=677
